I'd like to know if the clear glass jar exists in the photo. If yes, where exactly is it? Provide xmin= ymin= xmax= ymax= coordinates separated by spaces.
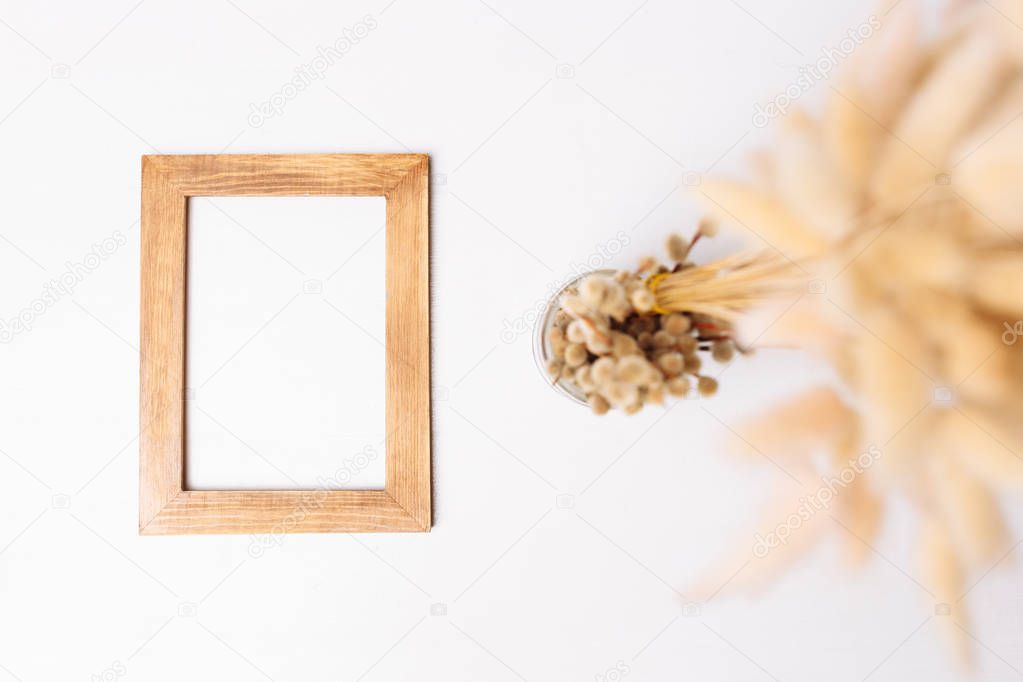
xmin=532 ymin=269 xmax=616 ymax=406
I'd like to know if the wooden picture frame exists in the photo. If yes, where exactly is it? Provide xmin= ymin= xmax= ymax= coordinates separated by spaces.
xmin=139 ymin=154 xmax=430 ymax=534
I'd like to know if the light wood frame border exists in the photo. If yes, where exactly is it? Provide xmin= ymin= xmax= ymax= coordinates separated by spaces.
xmin=140 ymin=154 xmax=430 ymax=535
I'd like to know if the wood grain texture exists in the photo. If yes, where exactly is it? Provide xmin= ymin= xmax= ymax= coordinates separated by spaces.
xmin=385 ymin=156 xmax=431 ymax=529
xmin=140 ymin=154 xmax=431 ymax=535
xmin=139 ymin=157 xmax=186 ymax=527
xmin=145 ymin=154 xmax=425 ymax=196
xmin=143 ymin=491 xmax=423 ymax=535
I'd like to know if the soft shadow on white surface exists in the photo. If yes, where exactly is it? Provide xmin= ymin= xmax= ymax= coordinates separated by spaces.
xmin=185 ymin=196 xmax=386 ymax=490
xmin=3 ymin=1 xmax=1020 ymax=680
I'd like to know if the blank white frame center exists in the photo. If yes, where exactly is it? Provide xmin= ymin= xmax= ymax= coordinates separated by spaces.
xmin=185 ymin=196 xmax=386 ymax=490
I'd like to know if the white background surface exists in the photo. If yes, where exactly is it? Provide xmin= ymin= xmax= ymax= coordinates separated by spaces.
xmin=1 ymin=1 xmax=1021 ymax=681
xmin=186 ymin=197 xmax=387 ymax=490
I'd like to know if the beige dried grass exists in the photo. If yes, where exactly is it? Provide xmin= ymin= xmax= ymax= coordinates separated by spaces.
xmin=689 ymin=0 xmax=1023 ymax=665
xmin=653 ymin=251 xmax=799 ymax=323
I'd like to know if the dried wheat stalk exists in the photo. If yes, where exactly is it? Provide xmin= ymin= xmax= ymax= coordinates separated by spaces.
xmin=689 ymin=0 xmax=1023 ymax=665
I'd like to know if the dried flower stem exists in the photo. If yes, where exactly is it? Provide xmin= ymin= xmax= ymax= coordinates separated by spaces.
xmin=652 ymin=251 xmax=797 ymax=323
xmin=545 ymin=224 xmax=786 ymax=414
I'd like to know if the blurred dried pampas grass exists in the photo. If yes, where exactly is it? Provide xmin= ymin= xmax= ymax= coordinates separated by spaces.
xmin=693 ymin=0 xmax=1023 ymax=666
